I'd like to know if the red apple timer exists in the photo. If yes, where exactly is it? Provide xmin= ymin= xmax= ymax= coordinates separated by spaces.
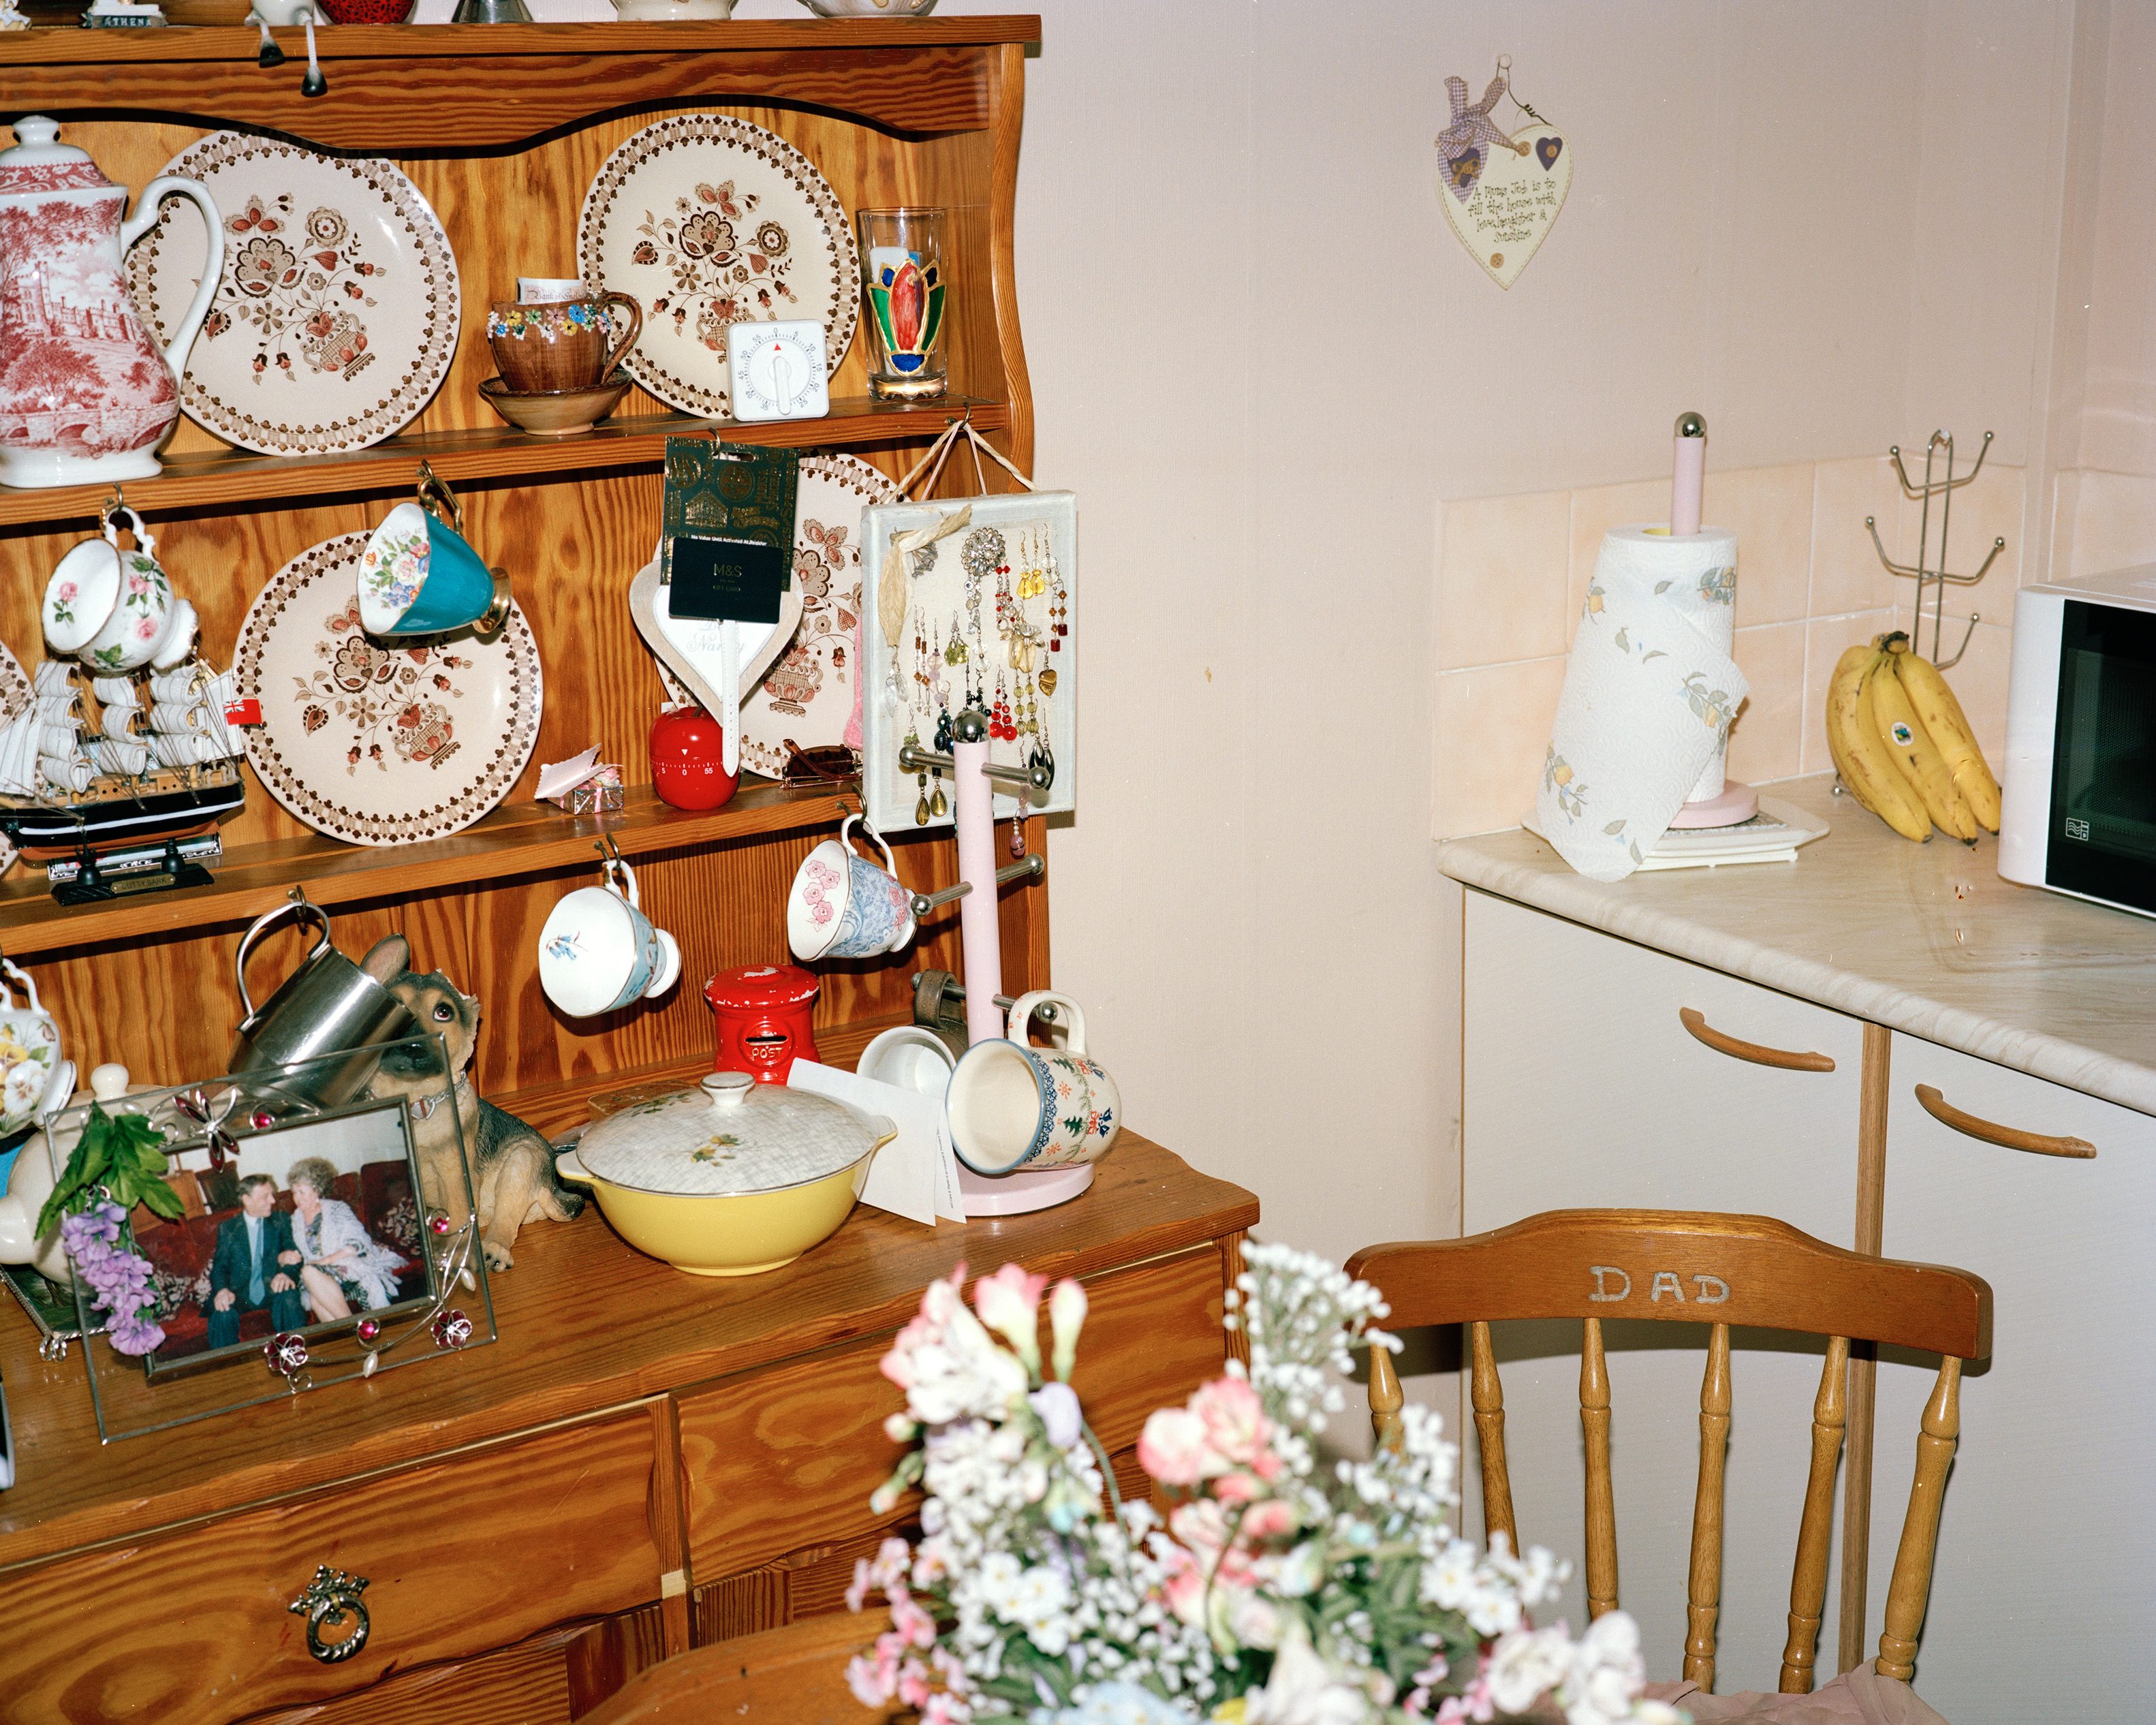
xmin=649 ymin=704 xmax=739 ymax=811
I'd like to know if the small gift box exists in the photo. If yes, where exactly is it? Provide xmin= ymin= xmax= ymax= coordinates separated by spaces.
xmin=565 ymin=769 xmax=623 ymax=816
xmin=538 ymin=747 xmax=624 ymax=815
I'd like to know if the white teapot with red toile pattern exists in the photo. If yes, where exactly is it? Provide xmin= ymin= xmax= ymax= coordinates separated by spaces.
xmin=0 ymin=117 xmax=223 ymax=490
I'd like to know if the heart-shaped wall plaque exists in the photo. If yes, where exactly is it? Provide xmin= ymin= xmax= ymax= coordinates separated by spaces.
xmin=1439 ymin=120 xmax=1572 ymax=290
xmin=629 ymin=545 xmax=804 ymax=775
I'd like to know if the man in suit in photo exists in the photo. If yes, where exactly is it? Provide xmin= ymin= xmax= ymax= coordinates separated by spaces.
xmin=206 ymin=1172 xmax=304 ymax=1348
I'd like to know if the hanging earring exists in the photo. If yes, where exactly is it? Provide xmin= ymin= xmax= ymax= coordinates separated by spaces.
xmin=906 ymin=727 xmax=929 ymax=825
xmin=1009 ymin=799 xmax=1027 ymax=858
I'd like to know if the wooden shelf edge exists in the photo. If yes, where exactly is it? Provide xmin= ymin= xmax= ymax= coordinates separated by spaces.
xmin=0 ymin=780 xmax=852 ymax=958
xmin=0 ymin=400 xmax=1008 ymax=529
xmin=0 ymin=16 xmax=1044 ymax=66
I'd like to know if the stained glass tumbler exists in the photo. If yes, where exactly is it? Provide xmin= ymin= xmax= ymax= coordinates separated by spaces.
xmin=856 ymin=207 xmax=948 ymax=401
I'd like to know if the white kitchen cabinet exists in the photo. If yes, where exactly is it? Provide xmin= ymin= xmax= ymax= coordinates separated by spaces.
xmin=1460 ymin=890 xmax=1871 ymax=1692
xmin=1861 ymin=1038 xmax=2156 ymax=1725
xmin=1452 ymin=886 xmax=2154 ymax=1721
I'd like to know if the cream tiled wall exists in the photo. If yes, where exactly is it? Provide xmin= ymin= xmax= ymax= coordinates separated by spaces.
xmin=1433 ymin=456 xmax=2029 ymax=839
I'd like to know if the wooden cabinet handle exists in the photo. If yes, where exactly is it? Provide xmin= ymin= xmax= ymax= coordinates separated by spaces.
xmin=1913 ymin=1083 xmax=2096 ymax=1158
xmin=1678 ymin=1007 xmax=1835 ymax=1072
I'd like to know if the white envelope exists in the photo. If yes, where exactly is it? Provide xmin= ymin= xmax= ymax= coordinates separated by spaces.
xmin=785 ymin=1059 xmax=966 ymax=1226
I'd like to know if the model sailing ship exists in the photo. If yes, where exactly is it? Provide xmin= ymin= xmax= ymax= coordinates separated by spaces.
xmin=0 ymin=657 xmax=245 ymax=870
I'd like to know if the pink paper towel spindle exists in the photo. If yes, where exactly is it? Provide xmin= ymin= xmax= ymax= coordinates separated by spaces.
xmin=952 ymin=726 xmax=1003 ymax=1048
xmin=1672 ymin=409 xmax=1706 ymax=536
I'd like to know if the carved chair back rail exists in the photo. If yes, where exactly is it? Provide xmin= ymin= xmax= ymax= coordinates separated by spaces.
xmin=1346 ymin=1210 xmax=1992 ymax=1697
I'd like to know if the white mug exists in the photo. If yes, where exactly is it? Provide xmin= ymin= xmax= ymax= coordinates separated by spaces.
xmin=537 ymin=855 xmax=682 ymax=1018
xmin=945 ymin=991 xmax=1121 ymax=1176
xmin=857 ymin=1023 xmax=956 ymax=1096
xmin=44 ymin=506 xmax=197 ymax=673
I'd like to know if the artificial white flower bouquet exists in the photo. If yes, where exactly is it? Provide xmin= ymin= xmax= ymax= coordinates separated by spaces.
xmin=846 ymin=1244 xmax=1687 ymax=1725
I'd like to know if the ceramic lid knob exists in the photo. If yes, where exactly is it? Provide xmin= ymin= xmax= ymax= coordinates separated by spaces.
xmin=90 ymin=1063 xmax=129 ymax=1101
xmin=702 ymin=1072 xmax=753 ymax=1110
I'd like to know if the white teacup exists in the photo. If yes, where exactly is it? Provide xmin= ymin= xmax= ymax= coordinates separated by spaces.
xmin=517 ymin=277 xmax=587 ymax=304
xmin=946 ymin=991 xmax=1122 ymax=1176
xmin=857 ymin=1023 xmax=957 ymax=1096
xmin=787 ymin=814 xmax=916 ymax=962
xmin=43 ymin=506 xmax=197 ymax=673
xmin=537 ymin=856 xmax=682 ymax=1018
xmin=0 ymin=959 xmax=65 ymax=1138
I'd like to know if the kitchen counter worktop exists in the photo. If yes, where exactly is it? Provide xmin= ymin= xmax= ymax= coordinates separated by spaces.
xmin=1440 ymin=773 xmax=2156 ymax=1117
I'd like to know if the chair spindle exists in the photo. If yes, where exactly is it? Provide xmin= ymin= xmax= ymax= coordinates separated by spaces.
xmin=1877 ymin=1357 xmax=1961 ymax=1683
xmin=1780 ymin=1335 xmax=1849 ymax=1693
xmin=1469 ymin=1320 xmax=1518 ymax=1557
xmin=1684 ymin=1322 xmax=1732 ymax=1689
xmin=1369 ymin=1333 xmax=1405 ymax=1455
xmin=1580 ymin=1316 xmax=1616 ymax=1617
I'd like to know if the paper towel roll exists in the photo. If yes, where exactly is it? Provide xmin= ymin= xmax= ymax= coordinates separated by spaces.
xmin=1535 ymin=525 xmax=1746 ymax=882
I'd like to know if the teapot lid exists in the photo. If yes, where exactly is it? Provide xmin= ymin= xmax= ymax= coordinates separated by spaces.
xmin=0 ymin=119 xmax=114 ymax=194
xmin=574 ymin=1072 xmax=894 ymax=1197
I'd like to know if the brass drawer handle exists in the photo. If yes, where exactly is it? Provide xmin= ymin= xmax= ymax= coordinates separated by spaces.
xmin=1914 ymin=1084 xmax=2096 ymax=1158
xmin=1678 ymin=1007 xmax=1835 ymax=1072
xmin=289 ymin=1565 xmax=371 ymax=1664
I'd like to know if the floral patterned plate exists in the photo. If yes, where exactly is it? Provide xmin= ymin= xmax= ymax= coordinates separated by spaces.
xmin=642 ymin=452 xmax=896 ymax=773
xmin=736 ymin=452 xmax=898 ymax=776
xmin=578 ymin=114 xmax=856 ymax=420
xmin=127 ymin=134 xmax=460 ymax=456
xmin=234 ymin=532 xmax=543 ymax=848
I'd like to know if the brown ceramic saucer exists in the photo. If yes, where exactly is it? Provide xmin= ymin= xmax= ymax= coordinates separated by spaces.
xmin=478 ymin=375 xmax=634 ymax=438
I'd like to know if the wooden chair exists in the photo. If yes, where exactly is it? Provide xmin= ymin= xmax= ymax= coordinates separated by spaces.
xmin=1345 ymin=1211 xmax=1991 ymax=1697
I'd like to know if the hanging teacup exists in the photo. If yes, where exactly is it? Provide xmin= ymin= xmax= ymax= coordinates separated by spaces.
xmin=356 ymin=463 xmax=512 ymax=638
xmin=42 ymin=503 xmax=198 ymax=673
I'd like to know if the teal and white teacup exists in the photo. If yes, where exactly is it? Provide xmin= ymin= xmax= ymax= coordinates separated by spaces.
xmin=356 ymin=469 xmax=512 ymax=638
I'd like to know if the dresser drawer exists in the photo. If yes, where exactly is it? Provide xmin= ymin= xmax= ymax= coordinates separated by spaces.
xmin=679 ymin=1245 xmax=1231 ymax=1582
xmin=0 ymin=1407 xmax=662 ymax=1724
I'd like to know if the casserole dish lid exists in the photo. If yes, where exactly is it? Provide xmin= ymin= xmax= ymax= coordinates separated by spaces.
xmin=574 ymin=1071 xmax=892 ymax=1196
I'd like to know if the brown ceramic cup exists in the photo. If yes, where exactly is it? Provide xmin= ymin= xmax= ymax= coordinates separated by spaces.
xmin=486 ymin=292 xmax=642 ymax=394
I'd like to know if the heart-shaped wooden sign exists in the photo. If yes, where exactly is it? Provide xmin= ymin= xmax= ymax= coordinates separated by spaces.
xmin=1439 ymin=119 xmax=1572 ymax=290
xmin=629 ymin=544 xmax=804 ymax=773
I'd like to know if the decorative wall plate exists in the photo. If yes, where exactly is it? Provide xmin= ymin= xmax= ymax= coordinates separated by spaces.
xmin=737 ymin=452 xmax=899 ymax=777
xmin=234 ymin=532 xmax=543 ymax=847
xmin=127 ymin=134 xmax=460 ymax=454
xmin=578 ymin=114 xmax=856 ymax=420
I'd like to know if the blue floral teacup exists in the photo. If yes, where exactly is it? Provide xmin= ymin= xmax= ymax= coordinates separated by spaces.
xmin=787 ymin=814 xmax=916 ymax=962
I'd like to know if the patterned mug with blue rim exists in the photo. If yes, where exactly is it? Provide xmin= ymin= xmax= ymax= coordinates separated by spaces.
xmin=945 ymin=991 xmax=1121 ymax=1176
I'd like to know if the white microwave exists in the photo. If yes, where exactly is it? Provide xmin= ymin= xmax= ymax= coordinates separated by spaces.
xmin=1999 ymin=564 xmax=2156 ymax=918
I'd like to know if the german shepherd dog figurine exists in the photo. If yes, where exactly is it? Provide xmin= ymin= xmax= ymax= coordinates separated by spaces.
xmin=360 ymin=935 xmax=582 ymax=1270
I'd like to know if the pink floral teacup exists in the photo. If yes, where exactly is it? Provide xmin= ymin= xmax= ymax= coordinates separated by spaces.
xmin=42 ymin=505 xmax=197 ymax=673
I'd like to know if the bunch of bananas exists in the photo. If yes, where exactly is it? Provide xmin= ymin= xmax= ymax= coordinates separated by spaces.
xmin=1824 ymin=633 xmax=1999 ymax=843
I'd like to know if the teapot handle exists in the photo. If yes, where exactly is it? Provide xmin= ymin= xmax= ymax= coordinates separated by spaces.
xmin=123 ymin=177 xmax=225 ymax=380
xmin=234 ymin=892 xmax=332 ymax=1020
xmin=0 ymin=958 xmax=37 ymax=1016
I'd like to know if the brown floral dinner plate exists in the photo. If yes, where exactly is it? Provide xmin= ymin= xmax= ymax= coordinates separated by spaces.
xmin=578 ymin=114 xmax=856 ymax=420
xmin=234 ymin=532 xmax=543 ymax=848
xmin=127 ymin=134 xmax=460 ymax=456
